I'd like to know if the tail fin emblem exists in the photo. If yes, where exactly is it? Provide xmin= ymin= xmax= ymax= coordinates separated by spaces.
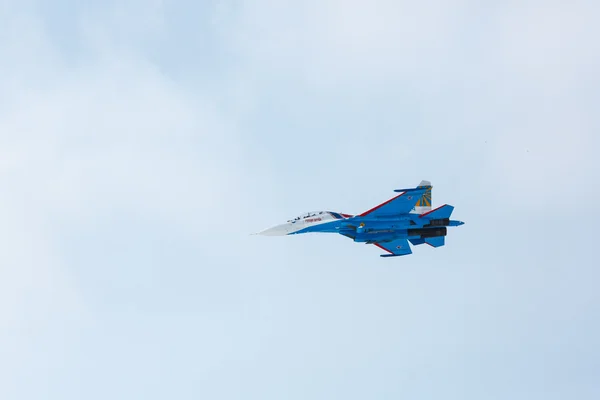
xmin=415 ymin=186 xmax=432 ymax=207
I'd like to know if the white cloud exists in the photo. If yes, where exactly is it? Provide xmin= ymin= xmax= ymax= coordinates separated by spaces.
xmin=1 ymin=3 xmax=244 ymax=225
xmin=492 ymin=2 xmax=599 ymax=89
xmin=0 ymin=4 xmax=243 ymax=391
xmin=2 ymin=2 xmax=599 ymax=399
xmin=222 ymin=0 xmax=600 ymax=211
xmin=225 ymin=0 xmax=471 ymax=87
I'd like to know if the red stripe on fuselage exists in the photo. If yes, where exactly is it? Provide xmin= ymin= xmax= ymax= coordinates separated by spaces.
xmin=359 ymin=192 xmax=405 ymax=217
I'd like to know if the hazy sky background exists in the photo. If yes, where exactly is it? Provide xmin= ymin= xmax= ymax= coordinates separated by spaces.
xmin=1 ymin=1 xmax=599 ymax=399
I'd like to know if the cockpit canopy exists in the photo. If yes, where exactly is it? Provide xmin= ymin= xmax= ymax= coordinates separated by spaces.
xmin=287 ymin=211 xmax=327 ymax=223
xmin=286 ymin=211 xmax=352 ymax=223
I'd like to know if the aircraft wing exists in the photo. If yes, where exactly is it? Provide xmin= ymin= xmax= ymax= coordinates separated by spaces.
xmin=373 ymin=239 xmax=412 ymax=257
xmin=359 ymin=188 xmax=427 ymax=217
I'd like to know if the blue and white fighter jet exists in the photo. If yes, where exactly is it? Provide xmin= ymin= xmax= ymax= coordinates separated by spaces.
xmin=257 ymin=180 xmax=464 ymax=257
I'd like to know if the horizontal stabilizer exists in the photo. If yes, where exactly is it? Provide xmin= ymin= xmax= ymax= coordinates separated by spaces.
xmin=425 ymin=237 xmax=445 ymax=248
xmin=420 ymin=204 xmax=453 ymax=220
xmin=394 ymin=179 xmax=432 ymax=193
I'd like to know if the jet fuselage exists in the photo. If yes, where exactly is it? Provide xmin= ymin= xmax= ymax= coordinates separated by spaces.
xmin=262 ymin=211 xmax=463 ymax=244
xmin=256 ymin=180 xmax=464 ymax=257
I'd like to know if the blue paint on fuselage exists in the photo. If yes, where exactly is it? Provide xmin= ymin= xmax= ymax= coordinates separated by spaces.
xmin=289 ymin=213 xmax=463 ymax=243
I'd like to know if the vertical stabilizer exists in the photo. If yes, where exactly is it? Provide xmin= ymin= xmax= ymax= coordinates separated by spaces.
xmin=412 ymin=180 xmax=432 ymax=214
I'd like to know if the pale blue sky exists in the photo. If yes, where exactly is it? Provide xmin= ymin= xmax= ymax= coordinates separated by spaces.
xmin=1 ymin=1 xmax=599 ymax=399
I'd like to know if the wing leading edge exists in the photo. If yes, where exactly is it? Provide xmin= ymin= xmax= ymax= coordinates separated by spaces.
xmin=359 ymin=188 xmax=427 ymax=217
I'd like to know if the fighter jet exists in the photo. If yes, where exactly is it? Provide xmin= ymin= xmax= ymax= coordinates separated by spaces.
xmin=256 ymin=180 xmax=464 ymax=257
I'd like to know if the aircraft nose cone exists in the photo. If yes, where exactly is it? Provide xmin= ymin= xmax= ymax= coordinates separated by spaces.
xmin=457 ymin=221 xmax=464 ymax=226
xmin=257 ymin=224 xmax=289 ymax=236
